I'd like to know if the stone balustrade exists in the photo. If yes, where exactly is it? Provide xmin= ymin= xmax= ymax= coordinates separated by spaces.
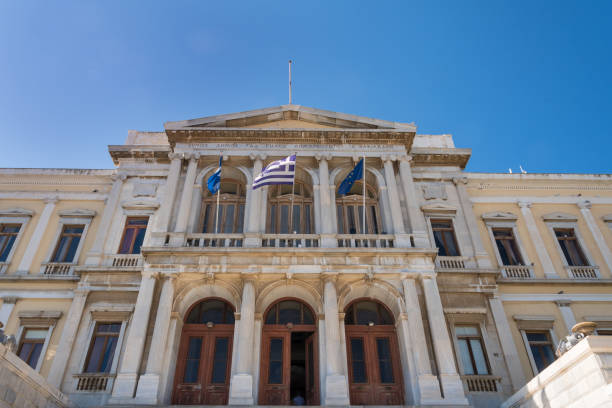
xmin=501 ymin=264 xmax=534 ymax=279
xmin=462 ymin=374 xmax=500 ymax=392
xmin=261 ymin=234 xmax=320 ymax=248
xmin=106 ymin=254 xmax=142 ymax=267
xmin=186 ymin=233 xmax=244 ymax=248
xmin=336 ymin=233 xmax=395 ymax=248
xmin=74 ymin=373 xmax=115 ymax=392
xmin=40 ymin=262 xmax=74 ymax=275
xmin=566 ymin=265 xmax=600 ymax=279
xmin=436 ymin=256 xmax=469 ymax=270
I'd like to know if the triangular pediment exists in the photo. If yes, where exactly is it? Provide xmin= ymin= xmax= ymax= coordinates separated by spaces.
xmin=165 ymin=104 xmax=416 ymax=131
xmin=481 ymin=211 xmax=518 ymax=221
xmin=421 ymin=203 xmax=457 ymax=215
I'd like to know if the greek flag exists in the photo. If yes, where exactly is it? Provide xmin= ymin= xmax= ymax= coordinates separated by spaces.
xmin=337 ymin=158 xmax=364 ymax=195
xmin=252 ymin=154 xmax=296 ymax=190
xmin=206 ymin=157 xmax=222 ymax=194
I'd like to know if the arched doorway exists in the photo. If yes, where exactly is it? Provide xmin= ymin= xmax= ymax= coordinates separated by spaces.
xmin=173 ymin=299 xmax=235 ymax=405
xmin=259 ymin=298 xmax=319 ymax=405
xmin=344 ymin=299 xmax=404 ymax=405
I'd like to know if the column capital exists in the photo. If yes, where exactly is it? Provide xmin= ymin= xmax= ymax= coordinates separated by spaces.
xmin=451 ymin=176 xmax=468 ymax=186
xmin=111 ymin=173 xmax=128 ymax=182
xmin=321 ymin=273 xmax=339 ymax=285
xmin=399 ymin=154 xmax=413 ymax=163
xmin=419 ymin=272 xmax=437 ymax=281
xmin=184 ymin=152 xmax=201 ymax=161
xmin=381 ymin=154 xmax=398 ymax=163
xmin=314 ymin=153 xmax=332 ymax=161
xmin=142 ymin=270 xmax=159 ymax=280
xmin=517 ymin=200 xmax=532 ymax=209
xmin=43 ymin=196 xmax=59 ymax=205
xmin=578 ymin=200 xmax=592 ymax=210
xmin=249 ymin=153 xmax=267 ymax=161
xmin=168 ymin=152 xmax=183 ymax=161
xmin=1 ymin=296 xmax=19 ymax=304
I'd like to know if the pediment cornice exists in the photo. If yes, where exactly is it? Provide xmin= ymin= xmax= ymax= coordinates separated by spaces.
xmin=542 ymin=212 xmax=578 ymax=222
xmin=421 ymin=202 xmax=457 ymax=215
xmin=481 ymin=211 xmax=518 ymax=222
xmin=58 ymin=209 xmax=96 ymax=218
xmin=0 ymin=208 xmax=34 ymax=217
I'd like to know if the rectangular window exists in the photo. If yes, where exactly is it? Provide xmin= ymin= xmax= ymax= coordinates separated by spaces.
xmin=118 ymin=217 xmax=149 ymax=254
xmin=455 ymin=326 xmax=489 ymax=375
xmin=84 ymin=323 xmax=121 ymax=373
xmin=52 ymin=225 xmax=84 ymax=262
xmin=493 ymin=228 xmax=523 ymax=266
xmin=0 ymin=224 xmax=21 ymax=262
xmin=431 ymin=219 xmax=460 ymax=256
xmin=17 ymin=328 xmax=48 ymax=369
xmin=526 ymin=331 xmax=555 ymax=373
xmin=554 ymin=229 xmax=588 ymax=266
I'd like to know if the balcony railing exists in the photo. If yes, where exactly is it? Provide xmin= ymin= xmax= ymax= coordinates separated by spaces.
xmin=567 ymin=265 xmax=599 ymax=279
xmin=436 ymin=256 xmax=468 ymax=269
xmin=336 ymin=234 xmax=394 ymax=248
xmin=40 ymin=262 xmax=73 ymax=275
xmin=106 ymin=254 xmax=142 ymax=267
xmin=74 ymin=373 xmax=114 ymax=392
xmin=186 ymin=233 xmax=244 ymax=248
xmin=262 ymin=234 xmax=320 ymax=248
xmin=501 ymin=264 xmax=534 ymax=279
xmin=462 ymin=375 xmax=500 ymax=392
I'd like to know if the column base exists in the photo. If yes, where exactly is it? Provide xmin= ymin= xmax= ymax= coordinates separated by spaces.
xmin=320 ymin=234 xmax=338 ymax=248
xmin=324 ymin=374 xmax=350 ymax=405
xmin=109 ymin=373 xmax=138 ymax=401
xmin=439 ymin=373 xmax=470 ymax=405
xmin=133 ymin=373 xmax=161 ymax=404
xmin=228 ymin=373 xmax=254 ymax=405
xmin=417 ymin=374 xmax=443 ymax=403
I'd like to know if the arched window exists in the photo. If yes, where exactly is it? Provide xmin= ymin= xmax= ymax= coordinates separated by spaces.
xmin=200 ymin=179 xmax=246 ymax=233
xmin=336 ymin=181 xmax=382 ymax=234
xmin=186 ymin=299 xmax=235 ymax=324
xmin=267 ymin=181 xmax=314 ymax=234
xmin=264 ymin=299 xmax=315 ymax=325
xmin=344 ymin=300 xmax=393 ymax=325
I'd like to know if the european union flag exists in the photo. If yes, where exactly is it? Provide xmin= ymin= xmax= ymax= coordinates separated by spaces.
xmin=337 ymin=158 xmax=364 ymax=195
xmin=207 ymin=157 xmax=222 ymax=194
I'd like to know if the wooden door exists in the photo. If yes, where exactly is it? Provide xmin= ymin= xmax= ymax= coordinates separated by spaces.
xmin=173 ymin=329 xmax=233 ymax=405
xmin=259 ymin=330 xmax=291 ymax=405
xmin=346 ymin=328 xmax=404 ymax=405
xmin=305 ymin=332 xmax=319 ymax=405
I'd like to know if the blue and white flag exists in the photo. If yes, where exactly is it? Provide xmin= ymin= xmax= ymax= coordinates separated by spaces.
xmin=252 ymin=154 xmax=296 ymax=190
xmin=206 ymin=157 xmax=222 ymax=194
xmin=337 ymin=158 xmax=364 ymax=195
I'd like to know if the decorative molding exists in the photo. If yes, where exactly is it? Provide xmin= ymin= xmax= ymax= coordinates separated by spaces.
xmin=0 ymin=208 xmax=34 ymax=217
xmin=132 ymin=182 xmax=158 ymax=198
xmin=421 ymin=183 xmax=447 ymax=201
xmin=18 ymin=310 xmax=62 ymax=326
xmin=541 ymin=212 xmax=578 ymax=222
xmin=420 ymin=202 xmax=457 ymax=215
xmin=120 ymin=200 xmax=160 ymax=211
xmin=481 ymin=211 xmax=518 ymax=222
xmin=58 ymin=208 xmax=96 ymax=218
xmin=444 ymin=307 xmax=487 ymax=314
xmin=513 ymin=314 xmax=555 ymax=330
xmin=90 ymin=306 xmax=134 ymax=321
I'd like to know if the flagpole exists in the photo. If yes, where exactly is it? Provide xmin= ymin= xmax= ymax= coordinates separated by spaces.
xmin=214 ymin=156 xmax=222 ymax=234
xmin=289 ymin=152 xmax=296 ymax=234
xmin=362 ymin=155 xmax=366 ymax=235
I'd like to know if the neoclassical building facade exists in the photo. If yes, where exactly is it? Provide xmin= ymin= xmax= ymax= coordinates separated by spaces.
xmin=0 ymin=105 xmax=610 ymax=407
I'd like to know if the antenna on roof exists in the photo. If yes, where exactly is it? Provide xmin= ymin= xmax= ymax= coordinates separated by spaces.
xmin=520 ymin=165 xmax=527 ymax=174
xmin=508 ymin=168 xmax=513 ymax=174
xmin=288 ymin=60 xmax=293 ymax=104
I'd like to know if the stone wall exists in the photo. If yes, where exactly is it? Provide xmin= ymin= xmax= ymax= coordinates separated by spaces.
xmin=502 ymin=335 xmax=612 ymax=408
xmin=0 ymin=343 xmax=72 ymax=408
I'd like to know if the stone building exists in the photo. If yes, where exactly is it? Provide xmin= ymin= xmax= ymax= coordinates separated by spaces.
xmin=0 ymin=105 xmax=610 ymax=407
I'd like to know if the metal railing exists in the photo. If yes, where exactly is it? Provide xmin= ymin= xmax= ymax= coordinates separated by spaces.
xmin=501 ymin=264 xmax=534 ymax=279
xmin=40 ymin=262 xmax=73 ymax=275
xmin=186 ymin=233 xmax=244 ymax=248
xmin=336 ymin=234 xmax=394 ymax=248
xmin=436 ymin=256 xmax=468 ymax=269
xmin=567 ymin=265 xmax=599 ymax=279
xmin=262 ymin=234 xmax=320 ymax=248
xmin=75 ymin=373 xmax=114 ymax=392
xmin=462 ymin=374 xmax=500 ymax=392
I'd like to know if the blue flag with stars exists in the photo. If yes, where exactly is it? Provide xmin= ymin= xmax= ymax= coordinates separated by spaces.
xmin=337 ymin=158 xmax=364 ymax=195
xmin=207 ymin=157 xmax=222 ymax=194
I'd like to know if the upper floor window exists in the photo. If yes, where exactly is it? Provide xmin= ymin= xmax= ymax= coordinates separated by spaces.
xmin=84 ymin=322 xmax=121 ymax=373
xmin=525 ymin=331 xmax=555 ymax=373
xmin=431 ymin=219 xmax=460 ymax=256
xmin=201 ymin=180 xmax=246 ymax=234
xmin=336 ymin=181 xmax=381 ymax=234
xmin=455 ymin=326 xmax=489 ymax=375
xmin=17 ymin=328 xmax=48 ymax=369
xmin=0 ymin=224 xmax=20 ymax=262
xmin=52 ymin=225 xmax=84 ymax=263
xmin=554 ymin=228 xmax=588 ymax=266
xmin=118 ymin=217 xmax=148 ymax=254
xmin=267 ymin=181 xmax=313 ymax=234
xmin=493 ymin=228 xmax=523 ymax=266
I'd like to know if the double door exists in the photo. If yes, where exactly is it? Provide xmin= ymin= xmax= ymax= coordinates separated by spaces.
xmin=346 ymin=327 xmax=404 ymax=405
xmin=173 ymin=327 xmax=233 ymax=405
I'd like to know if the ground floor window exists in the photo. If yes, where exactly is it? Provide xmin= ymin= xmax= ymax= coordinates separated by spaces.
xmin=17 ymin=328 xmax=48 ymax=369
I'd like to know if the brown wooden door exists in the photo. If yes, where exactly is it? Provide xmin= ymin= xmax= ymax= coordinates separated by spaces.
xmin=346 ymin=327 xmax=404 ymax=405
xmin=305 ymin=333 xmax=318 ymax=405
xmin=173 ymin=328 xmax=233 ymax=405
xmin=259 ymin=330 xmax=291 ymax=405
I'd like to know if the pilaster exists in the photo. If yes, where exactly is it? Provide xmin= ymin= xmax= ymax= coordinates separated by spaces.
xmin=17 ymin=197 xmax=57 ymax=274
xmin=171 ymin=153 xmax=201 ymax=245
xmin=0 ymin=296 xmax=19 ymax=327
xmin=244 ymin=154 xmax=265 ymax=248
xmin=555 ymin=300 xmax=577 ymax=333
xmin=578 ymin=200 xmax=612 ymax=274
xmin=518 ymin=201 xmax=558 ymax=278
xmin=317 ymin=155 xmax=338 ymax=248
xmin=151 ymin=153 xmax=183 ymax=245
xmin=398 ymin=156 xmax=430 ymax=247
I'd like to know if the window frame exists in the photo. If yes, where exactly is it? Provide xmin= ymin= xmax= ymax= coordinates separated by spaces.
xmin=482 ymin=214 xmax=532 ymax=276
xmin=42 ymin=210 xmax=94 ymax=270
xmin=117 ymin=216 xmax=149 ymax=254
xmin=17 ymin=328 xmax=48 ymax=370
xmin=454 ymin=325 xmax=491 ymax=376
xmin=446 ymin=313 xmax=496 ymax=378
xmin=15 ymin=310 xmax=61 ymax=373
xmin=544 ymin=218 xmax=598 ymax=277
xmin=513 ymin=315 xmax=558 ymax=376
xmin=0 ymin=208 xmax=32 ymax=274
xmin=267 ymin=181 xmax=315 ymax=235
xmin=200 ymin=178 xmax=246 ymax=234
xmin=429 ymin=218 xmax=461 ymax=257
xmin=335 ymin=180 xmax=383 ymax=235
xmin=82 ymin=322 xmax=123 ymax=373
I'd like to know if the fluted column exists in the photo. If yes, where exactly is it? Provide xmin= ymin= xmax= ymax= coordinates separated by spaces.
xmin=518 ymin=201 xmax=558 ymax=278
xmin=152 ymin=153 xmax=183 ymax=245
xmin=322 ymin=276 xmax=350 ymax=405
xmin=135 ymin=274 xmax=177 ymax=403
xmin=578 ymin=200 xmax=612 ymax=274
xmin=111 ymin=271 xmax=158 ymax=400
xmin=229 ymin=278 xmax=256 ymax=405
xmin=453 ymin=177 xmax=492 ymax=268
xmin=245 ymin=155 xmax=264 ymax=247
xmin=318 ymin=155 xmax=337 ymax=247
xmin=399 ymin=156 xmax=430 ymax=247
xmin=421 ymin=273 xmax=468 ymax=404
xmin=170 ymin=153 xmax=200 ymax=245
xmin=17 ymin=197 xmax=57 ymax=274
xmin=48 ymin=287 xmax=89 ymax=388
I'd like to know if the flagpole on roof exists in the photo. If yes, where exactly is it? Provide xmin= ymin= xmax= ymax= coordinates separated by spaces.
xmin=214 ymin=156 xmax=222 ymax=235
xmin=362 ymin=154 xmax=366 ymax=235
xmin=289 ymin=152 xmax=297 ymax=235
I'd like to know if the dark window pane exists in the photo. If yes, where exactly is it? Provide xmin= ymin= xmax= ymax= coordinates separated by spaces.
xmin=470 ymin=339 xmax=489 ymax=375
xmin=203 ymin=205 xmax=212 ymax=232
xmin=303 ymin=307 xmax=314 ymax=325
xmin=64 ymin=235 xmax=81 ymax=262
xmin=132 ymin=228 xmax=146 ymax=254
xmin=358 ymin=206 xmax=365 ymax=233
xmin=268 ymin=338 xmax=283 ymax=384
xmin=269 ymin=205 xmax=276 ymax=233
xmin=184 ymin=337 xmax=202 ymax=383
xmin=265 ymin=305 xmax=277 ymax=324
xmin=376 ymin=338 xmax=394 ymax=383
xmin=350 ymin=338 xmax=367 ymax=383
xmin=27 ymin=343 xmax=43 ymax=369
xmin=443 ymin=231 xmax=459 ymax=256
xmin=337 ymin=206 xmax=344 ymax=233
xmin=347 ymin=206 xmax=356 ymax=234
xmin=304 ymin=205 xmax=311 ymax=234
xmin=223 ymin=204 xmax=235 ymax=233
xmin=100 ymin=336 xmax=118 ymax=373
xmin=307 ymin=341 xmax=314 ymax=388
xmin=237 ymin=204 xmax=245 ymax=233
xmin=292 ymin=205 xmax=300 ymax=233
xmin=370 ymin=206 xmax=379 ymax=234
xmin=433 ymin=231 xmax=447 ymax=256
xmin=526 ymin=332 xmax=548 ymax=342
xmin=53 ymin=236 xmax=69 ymax=262
xmin=18 ymin=343 xmax=33 ymax=364
xmin=344 ymin=306 xmax=354 ymax=325
xmin=0 ymin=235 xmax=16 ymax=261
xmin=458 ymin=339 xmax=474 ymax=374
xmin=278 ymin=300 xmax=301 ymax=325
xmin=85 ymin=337 xmax=105 ymax=372
xmin=280 ymin=205 xmax=289 ymax=234
xmin=211 ymin=338 xmax=229 ymax=384
xmin=119 ymin=228 xmax=135 ymax=254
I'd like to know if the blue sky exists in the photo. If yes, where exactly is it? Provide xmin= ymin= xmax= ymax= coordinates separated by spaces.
xmin=1 ymin=1 xmax=610 ymax=173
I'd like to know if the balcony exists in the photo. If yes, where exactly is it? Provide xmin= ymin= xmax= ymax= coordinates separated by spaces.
xmin=501 ymin=264 xmax=534 ymax=279
xmin=40 ymin=262 xmax=74 ymax=275
xmin=186 ymin=233 xmax=244 ymax=248
xmin=262 ymin=234 xmax=319 ymax=248
xmin=106 ymin=254 xmax=142 ymax=267
xmin=462 ymin=374 xmax=500 ymax=392
xmin=74 ymin=373 xmax=114 ymax=392
xmin=436 ymin=256 xmax=469 ymax=270
xmin=336 ymin=234 xmax=394 ymax=248
xmin=566 ymin=265 xmax=599 ymax=279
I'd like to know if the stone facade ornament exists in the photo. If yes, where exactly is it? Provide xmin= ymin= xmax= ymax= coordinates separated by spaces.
xmin=422 ymin=182 xmax=448 ymax=200
xmin=133 ymin=182 xmax=158 ymax=197
xmin=0 ymin=322 xmax=16 ymax=352
xmin=556 ymin=321 xmax=598 ymax=357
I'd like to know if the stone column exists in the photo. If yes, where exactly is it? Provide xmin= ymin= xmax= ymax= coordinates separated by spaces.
xmin=0 ymin=297 xmax=18 ymax=327
xmin=378 ymin=185 xmax=393 ymax=234
xmin=420 ymin=274 xmax=468 ymax=405
xmin=556 ymin=300 xmax=577 ymax=333
xmin=170 ymin=153 xmax=200 ymax=245
xmin=399 ymin=156 xmax=430 ymax=247
xmin=578 ymin=200 xmax=612 ymax=274
xmin=312 ymin=185 xmax=322 ymax=234
xmin=135 ymin=274 xmax=177 ymax=403
xmin=329 ymin=184 xmax=338 ymax=234
xmin=488 ymin=295 xmax=526 ymax=391
xmin=401 ymin=277 xmax=442 ymax=402
xmin=229 ymin=278 xmax=256 ymax=405
xmin=17 ymin=197 xmax=57 ymax=274
xmin=151 ymin=153 xmax=183 ymax=245
xmin=322 ymin=276 xmax=350 ymax=405
xmin=111 ymin=271 xmax=158 ymax=400
xmin=318 ymin=156 xmax=337 ymax=247
xmin=382 ymin=158 xmax=405 ymax=234
xmin=518 ymin=201 xmax=558 ymax=278
xmin=453 ymin=177 xmax=492 ymax=268
xmin=85 ymin=174 xmax=127 ymax=265
xmin=48 ymin=288 xmax=89 ymax=388
xmin=245 ymin=155 xmax=264 ymax=247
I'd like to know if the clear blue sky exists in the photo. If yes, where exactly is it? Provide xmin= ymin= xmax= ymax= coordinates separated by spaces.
xmin=1 ymin=1 xmax=610 ymax=173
